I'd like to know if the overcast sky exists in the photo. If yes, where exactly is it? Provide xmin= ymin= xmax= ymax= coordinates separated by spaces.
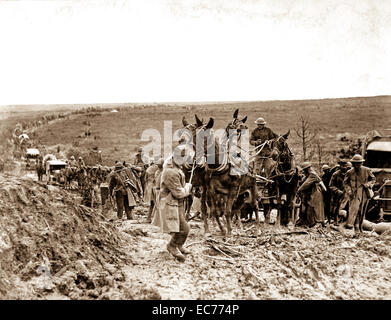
xmin=0 ymin=0 xmax=390 ymax=105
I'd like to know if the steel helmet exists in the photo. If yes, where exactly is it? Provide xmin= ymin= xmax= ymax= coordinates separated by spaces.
xmin=301 ymin=162 xmax=312 ymax=170
xmin=70 ymin=156 xmax=75 ymax=160
xmin=350 ymin=154 xmax=364 ymax=163
xmin=255 ymin=117 xmax=266 ymax=125
xmin=322 ymin=164 xmax=330 ymax=171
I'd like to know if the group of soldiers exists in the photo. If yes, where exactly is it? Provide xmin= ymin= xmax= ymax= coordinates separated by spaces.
xmin=96 ymin=146 xmax=192 ymax=262
xmin=249 ymin=116 xmax=376 ymax=233
xmin=100 ymin=148 xmax=162 ymax=222
xmin=297 ymin=155 xmax=375 ymax=233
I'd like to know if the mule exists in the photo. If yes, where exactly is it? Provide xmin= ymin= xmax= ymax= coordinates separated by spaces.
xmin=257 ymin=130 xmax=301 ymax=227
xmin=179 ymin=114 xmax=214 ymax=233
xmin=204 ymin=109 xmax=260 ymax=237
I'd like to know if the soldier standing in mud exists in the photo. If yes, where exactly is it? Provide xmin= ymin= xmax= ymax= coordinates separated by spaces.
xmin=132 ymin=147 xmax=148 ymax=193
xmin=249 ymin=117 xmax=278 ymax=176
xmin=343 ymin=154 xmax=375 ymax=233
xmin=152 ymin=146 xmax=193 ymax=262
xmin=109 ymin=162 xmax=137 ymax=220
xmin=148 ymin=158 xmax=164 ymax=223
xmin=329 ymin=159 xmax=350 ymax=224
xmin=296 ymin=162 xmax=325 ymax=228
xmin=145 ymin=158 xmax=164 ymax=223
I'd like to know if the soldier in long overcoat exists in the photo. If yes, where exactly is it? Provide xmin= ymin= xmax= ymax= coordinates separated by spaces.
xmin=146 ymin=158 xmax=164 ymax=223
xmin=329 ymin=159 xmax=350 ymax=223
xmin=296 ymin=162 xmax=325 ymax=227
xmin=152 ymin=150 xmax=192 ymax=262
xmin=109 ymin=163 xmax=137 ymax=220
xmin=343 ymin=154 xmax=375 ymax=232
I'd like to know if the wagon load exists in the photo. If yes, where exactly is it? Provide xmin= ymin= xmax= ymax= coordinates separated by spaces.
xmin=361 ymin=129 xmax=391 ymax=221
xmin=25 ymin=148 xmax=40 ymax=170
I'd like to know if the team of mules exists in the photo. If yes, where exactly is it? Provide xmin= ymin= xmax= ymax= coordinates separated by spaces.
xmin=32 ymin=109 xmax=301 ymax=237
xmin=180 ymin=109 xmax=301 ymax=237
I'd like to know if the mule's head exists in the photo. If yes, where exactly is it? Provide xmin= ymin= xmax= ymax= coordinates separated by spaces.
xmin=276 ymin=129 xmax=290 ymax=151
xmin=181 ymin=115 xmax=214 ymax=146
xmin=225 ymin=109 xmax=248 ymax=139
xmin=275 ymin=130 xmax=294 ymax=169
xmin=180 ymin=114 xmax=214 ymax=166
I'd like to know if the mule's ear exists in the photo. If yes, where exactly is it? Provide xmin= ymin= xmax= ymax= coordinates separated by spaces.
xmin=241 ymin=116 xmax=247 ymax=123
xmin=195 ymin=114 xmax=203 ymax=127
xmin=233 ymin=109 xmax=239 ymax=119
xmin=182 ymin=116 xmax=189 ymax=127
xmin=206 ymin=117 xmax=214 ymax=129
xmin=283 ymin=129 xmax=290 ymax=139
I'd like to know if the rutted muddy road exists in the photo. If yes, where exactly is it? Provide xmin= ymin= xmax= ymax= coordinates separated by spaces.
xmin=1 ymin=172 xmax=390 ymax=300
xmin=117 ymin=212 xmax=391 ymax=300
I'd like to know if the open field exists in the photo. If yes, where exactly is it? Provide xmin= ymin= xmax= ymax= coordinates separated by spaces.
xmin=24 ymin=95 xmax=391 ymax=166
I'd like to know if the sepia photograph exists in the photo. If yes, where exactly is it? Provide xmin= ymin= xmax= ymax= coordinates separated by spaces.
xmin=0 ymin=0 xmax=391 ymax=305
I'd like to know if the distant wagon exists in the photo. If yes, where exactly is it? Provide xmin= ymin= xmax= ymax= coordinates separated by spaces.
xmin=25 ymin=148 xmax=40 ymax=170
xmin=46 ymin=159 xmax=67 ymax=185
xmin=362 ymin=130 xmax=391 ymax=221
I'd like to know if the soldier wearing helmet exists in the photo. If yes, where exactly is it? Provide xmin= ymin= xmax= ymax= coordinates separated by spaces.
xmin=250 ymin=117 xmax=278 ymax=175
xmin=343 ymin=154 xmax=375 ymax=232
xmin=69 ymin=155 xmax=78 ymax=167
xmin=250 ymin=117 xmax=278 ymax=146
xmin=329 ymin=159 xmax=350 ymax=224
xmin=132 ymin=146 xmax=150 ymax=194
xmin=296 ymin=162 xmax=325 ymax=228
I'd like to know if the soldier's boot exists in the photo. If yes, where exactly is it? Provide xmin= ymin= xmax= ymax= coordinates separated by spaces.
xmin=117 ymin=209 xmax=123 ymax=220
xmin=345 ymin=210 xmax=357 ymax=230
xmin=176 ymin=233 xmax=191 ymax=255
xmin=166 ymin=239 xmax=186 ymax=262
xmin=126 ymin=208 xmax=135 ymax=220
xmin=146 ymin=204 xmax=153 ymax=223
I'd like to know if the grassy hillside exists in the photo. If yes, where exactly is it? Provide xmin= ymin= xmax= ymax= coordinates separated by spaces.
xmin=26 ymin=96 xmax=391 ymax=166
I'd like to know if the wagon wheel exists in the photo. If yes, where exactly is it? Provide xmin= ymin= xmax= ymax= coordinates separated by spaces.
xmin=364 ymin=198 xmax=381 ymax=222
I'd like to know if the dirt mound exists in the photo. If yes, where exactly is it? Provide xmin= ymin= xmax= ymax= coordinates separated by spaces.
xmin=0 ymin=174 xmax=138 ymax=299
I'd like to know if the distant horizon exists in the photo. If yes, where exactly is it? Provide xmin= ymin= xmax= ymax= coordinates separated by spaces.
xmin=1 ymin=94 xmax=390 ymax=110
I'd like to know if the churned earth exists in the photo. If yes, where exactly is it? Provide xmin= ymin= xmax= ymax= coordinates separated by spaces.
xmin=1 ymin=173 xmax=390 ymax=300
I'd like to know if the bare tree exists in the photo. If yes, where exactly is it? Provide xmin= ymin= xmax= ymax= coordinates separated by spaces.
xmin=294 ymin=115 xmax=315 ymax=162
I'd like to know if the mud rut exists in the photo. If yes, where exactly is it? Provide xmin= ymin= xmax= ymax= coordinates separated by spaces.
xmin=2 ymin=165 xmax=390 ymax=300
xmin=116 ymin=214 xmax=391 ymax=300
